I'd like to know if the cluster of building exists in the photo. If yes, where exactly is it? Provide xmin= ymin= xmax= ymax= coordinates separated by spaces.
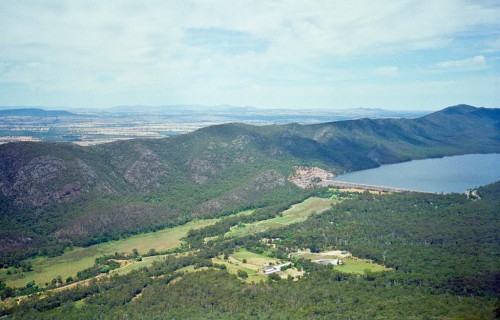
xmin=263 ymin=262 xmax=292 ymax=275
xmin=263 ymin=250 xmax=350 ymax=276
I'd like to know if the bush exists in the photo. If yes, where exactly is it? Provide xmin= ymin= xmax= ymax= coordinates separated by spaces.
xmin=237 ymin=269 xmax=248 ymax=279
xmin=268 ymin=273 xmax=281 ymax=281
xmin=100 ymin=266 xmax=111 ymax=273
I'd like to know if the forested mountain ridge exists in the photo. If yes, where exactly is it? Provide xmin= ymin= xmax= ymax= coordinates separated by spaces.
xmin=0 ymin=104 xmax=498 ymax=264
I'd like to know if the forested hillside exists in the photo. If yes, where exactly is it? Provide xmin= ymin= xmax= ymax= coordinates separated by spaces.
xmin=3 ymin=182 xmax=498 ymax=319
xmin=0 ymin=104 xmax=499 ymax=264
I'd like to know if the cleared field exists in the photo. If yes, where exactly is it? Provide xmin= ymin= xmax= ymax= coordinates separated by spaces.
xmin=3 ymin=199 xmax=332 ymax=288
xmin=177 ymin=265 xmax=211 ymax=273
xmin=336 ymin=258 xmax=391 ymax=274
xmin=211 ymin=249 xmax=304 ymax=283
xmin=212 ymin=257 xmax=266 ymax=283
xmin=5 ymin=218 xmax=223 ymax=288
xmin=292 ymin=251 xmax=390 ymax=274
xmin=111 ymin=255 xmax=169 ymax=276
xmin=233 ymin=249 xmax=281 ymax=266
xmin=227 ymin=197 xmax=335 ymax=238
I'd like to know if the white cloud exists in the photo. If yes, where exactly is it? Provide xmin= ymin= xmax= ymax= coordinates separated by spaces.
xmin=0 ymin=0 xmax=499 ymax=108
xmin=434 ymin=55 xmax=487 ymax=70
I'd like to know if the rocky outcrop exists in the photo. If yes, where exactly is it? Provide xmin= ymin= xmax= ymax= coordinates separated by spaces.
xmin=289 ymin=166 xmax=335 ymax=188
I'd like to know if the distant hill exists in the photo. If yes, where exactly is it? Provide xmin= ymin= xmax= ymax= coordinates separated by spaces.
xmin=0 ymin=104 xmax=498 ymax=264
xmin=107 ymin=104 xmax=428 ymax=119
xmin=0 ymin=108 xmax=78 ymax=117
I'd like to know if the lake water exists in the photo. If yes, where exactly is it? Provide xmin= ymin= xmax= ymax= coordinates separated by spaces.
xmin=332 ymin=153 xmax=500 ymax=193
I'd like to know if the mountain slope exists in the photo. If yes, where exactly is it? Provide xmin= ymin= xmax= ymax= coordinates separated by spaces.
xmin=0 ymin=105 xmax=498 ymax=264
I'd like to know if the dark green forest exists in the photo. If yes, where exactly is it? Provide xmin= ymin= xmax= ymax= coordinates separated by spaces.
xmin=2 ymin=182 xmax=498 ymax=319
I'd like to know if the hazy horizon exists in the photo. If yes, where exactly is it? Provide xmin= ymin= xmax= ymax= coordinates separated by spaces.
xmin=1 ymin=1 xmax=499 ymax=111
xmin=0 ymin=103 xmax=439 ymax=113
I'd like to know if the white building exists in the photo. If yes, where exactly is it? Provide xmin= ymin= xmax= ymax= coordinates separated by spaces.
xmin=263 ymin=262 xmax=292 ymax=275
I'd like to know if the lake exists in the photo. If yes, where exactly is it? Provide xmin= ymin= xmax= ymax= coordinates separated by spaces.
xmin=332 ymin=153 xmax=500 ymax=193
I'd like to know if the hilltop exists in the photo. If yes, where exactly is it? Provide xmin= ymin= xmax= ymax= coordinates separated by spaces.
xmin=0 ymin=105 xmax=499 ymax=264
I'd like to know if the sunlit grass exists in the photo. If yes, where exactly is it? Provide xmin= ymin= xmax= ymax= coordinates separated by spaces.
xmin=4 ymin=199 xmax=333 ymax=288
xmin=5 ymin=216 xmax=234 ymax=287
xmin=227 ymin=197 xmax=335 ymax=238
xmin=336 ymin=258 xmax=391 ymax=274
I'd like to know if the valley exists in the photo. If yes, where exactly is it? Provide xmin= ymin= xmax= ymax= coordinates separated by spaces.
xmin=1 ymin=104 xmax=498 ymax=268
xmin=0 ymin=196 xmax=335 ymax=288
xmin=2 ymin=216 xmax=224 ymax=288
xmin=0 ymin=105 xmax=499 ymax=319
xmin=2 ymin=182 xmax=497 ymax=319
xmin=0 ymin=192 xmax=393 ymax=313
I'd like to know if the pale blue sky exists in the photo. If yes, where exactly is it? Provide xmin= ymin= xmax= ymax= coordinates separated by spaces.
xmin=0 ymin=0 xmax=499 ymax=110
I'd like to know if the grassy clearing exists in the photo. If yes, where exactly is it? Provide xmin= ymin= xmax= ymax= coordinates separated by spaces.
xmin=210 ymin=248 xmax=304 ymax=283
xmin=111 ymin=255 xmax=169 ymax=276
xmin=292 ymin=251 xmax=391 ymax=275
xmin=212 ymin=254 xmax=268 ymax=283
xmin=233 ymin=249 xmax=280 ymax=266
xmin=5 ymin=217 xmax=228 ymax=288
xmin=176 ymin=265 xmax=210 ymax=273
xmin=227 ymin=197 xmax=335 ymax=238
xmin=4 ymin=199 xmax=332 ymax=288
xmin=336 ymin=258 xmax=391 ymax=274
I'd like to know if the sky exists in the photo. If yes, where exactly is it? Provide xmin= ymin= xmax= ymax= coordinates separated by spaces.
xmin=0 ymin=0 xmax=499 ymax=111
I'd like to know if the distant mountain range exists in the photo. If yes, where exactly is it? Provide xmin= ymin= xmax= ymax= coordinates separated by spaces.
xmin=0 ymin=105 xmax=429 ymax=120
xmin=105 ymin=104 xmax=430 ymax=119
xmin=0 ymin=104 xmax=498 ymax=264
xmin=0 ymin=108 xmax=78 ymax=117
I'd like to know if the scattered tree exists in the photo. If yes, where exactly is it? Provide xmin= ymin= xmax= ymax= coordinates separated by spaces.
xmin=237 ymin=269 xmax=248 ymax=279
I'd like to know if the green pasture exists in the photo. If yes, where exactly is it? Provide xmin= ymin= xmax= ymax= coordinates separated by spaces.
xmin=210 ymin=248 xmax=303 ymax=283
xmin=111 ymin=255 xmax=169 ymax=276
xmin=3 ymin=199 xmax=333 ymax=288
xmin=212 ymin=249 xmax=274 ymax=283
xmin=336 ymin=258 xmax=391 ymax=274
xmin=4 ymin=218 xmax=222 ymax=288
xmin=227 ymin=197 xmax=335 ymax=238
xmin=292 ymin=251 xmax=391 ymax=275
xmin=232 ymin=248 xmax=279 ymax=266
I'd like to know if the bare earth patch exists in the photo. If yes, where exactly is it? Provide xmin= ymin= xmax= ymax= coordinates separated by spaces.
xmin=334 ymin=187 xmax=390 ymax=194
xmin=288 ymin=166 xmax=335 ymax=188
